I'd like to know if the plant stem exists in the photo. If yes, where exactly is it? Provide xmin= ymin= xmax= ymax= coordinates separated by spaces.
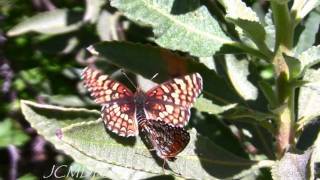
xmin=271 ymin=2 xmax=294 ymax=51
xmin=270 ymin=2 xmax=295 ymax=158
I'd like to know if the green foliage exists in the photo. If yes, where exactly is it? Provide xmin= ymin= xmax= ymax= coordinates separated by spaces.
xmin=21 ymin=100 xmax=258 ymax=179
xmin=2 ymin=0 xmax=320 ymax=179
xmin=0 ymin=118 xmax=29 ymax=148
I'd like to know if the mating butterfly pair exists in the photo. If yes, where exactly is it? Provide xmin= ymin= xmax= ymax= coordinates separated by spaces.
xmin=81 ymin=66 xmax=202 ymax=161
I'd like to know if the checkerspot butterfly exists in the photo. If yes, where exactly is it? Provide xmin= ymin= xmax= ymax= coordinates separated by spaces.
xmin=81 ymin=66 xmax=202 ymax=161
xmin=81 ymin=66 xmax=203 ymax=136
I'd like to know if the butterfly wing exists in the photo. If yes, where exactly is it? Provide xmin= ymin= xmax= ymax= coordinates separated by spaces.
xmin=140 ymin=120 xmax=190 ymax=160
xmin=81 ymin=66 xmax=138 ymax=137
xmin=145 ymin=73 xmax=203 ymax=127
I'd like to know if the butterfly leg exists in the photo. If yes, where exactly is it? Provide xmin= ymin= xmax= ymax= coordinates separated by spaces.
xmin=162 ymin=159 xmax=167 ymax=174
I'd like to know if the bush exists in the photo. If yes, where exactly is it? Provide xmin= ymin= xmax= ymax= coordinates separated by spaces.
xmin=1 ymin=0 xmax=320 ymax=179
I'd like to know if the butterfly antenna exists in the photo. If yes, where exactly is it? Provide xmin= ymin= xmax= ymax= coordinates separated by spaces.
xmin=120 ymin=69 xmax=137 ymax=89
xmin=150 ymin=73 xmax=159 ymax=81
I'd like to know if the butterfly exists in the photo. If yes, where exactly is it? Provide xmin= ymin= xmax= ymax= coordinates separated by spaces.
xmin=81 ymin=66 xmax=203 ymax=137
xmin=138 ymin=119 xmax=190 ymax=162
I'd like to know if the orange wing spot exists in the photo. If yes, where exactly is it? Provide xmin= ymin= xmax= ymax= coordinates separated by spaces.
xmin=121 ymin=121 xmax=128 ymax=128
xmin=156 ymin=88 xmax=164 ymax=95
xmin=127 ymin=124 xmax=135 ymax=131
xmin=118 ymin=85 xmax=125 ymax=93
xmin=108 ymin=121 xmax=114 ymax=126
xmin=111 ymin=116 xmax=117 ymax=121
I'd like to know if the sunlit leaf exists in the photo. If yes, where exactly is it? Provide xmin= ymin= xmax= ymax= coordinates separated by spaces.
xmin=298 ymin=69 xmax=320 ymax=129
xmin=225 ymin=55 xmax=258 ymax=100
xmin=264 ymin=10 xmax=275 ymax=51
xmin=7 ymin=9 xmax=83 ymax=36
xmin=110 ymin=0 xmax=233 ymax=57
xmin=220 ymin=0 xmax=259 ymax=21
xmin=220 ymin=0 xmax=272 ymax=58
xmin=294 ymin=11 xmax=320 ymax=54
xmin=298 ymin=45 xmax=320 ymax=75
xmin=21 ymin=100 xmax=260 ymax=179
xmin=194 ymin=96 xmax=237 ymax=115
xmin=292 ymin=0 xmax=320 ymax=22
xmin=271 ymin=149 xmax=312 ymax=180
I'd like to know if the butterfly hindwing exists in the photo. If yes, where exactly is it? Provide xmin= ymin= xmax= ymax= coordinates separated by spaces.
xmin=140 ymin=120 xmax=190 ymax=159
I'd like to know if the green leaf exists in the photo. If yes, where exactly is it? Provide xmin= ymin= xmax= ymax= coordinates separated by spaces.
xmin=291 ymin=0 xmax=320 ymax=23
xmin=297 ymin=69 xmax=320 ymax=129
xmin=294 ymin=11 xmax=320 ymax=54
xmin=283 ymin=54 xmax=301 ymax=79
xmin=18 ymin=173 xmax=37 ymax=180
xmin=271 ymin=149 xmax=312 ymax=180
xmin=219 ymin=0 xmax=259 ymax=22
xmin=225 ymin=55 xmax=258 ymax=100
xmin=194 ymin=96 xmax=237 ymax=115
xmin=222 ymin=106 xmax=275 ymax=133
xmin=21 ymin=100 xmax=259 ymax=179
xmin=88 ymin=41 xmax=240 ymax=104
xmin=258 ymin=81 xmax=278 ymax=109
xmin=7 ymin=9 xmax=83 ymax=36
xmin=269 ymin=0 xmax=289 ymax=4
xmin=220 ymin=0 xmax=272 ymax=58
xmin=298 ymin=45 xmax=320 ymax=75
xmin=110 ymin=0 xmax=233 ymax=57
xmin=0 ymin=118 xmax=30 ymax=148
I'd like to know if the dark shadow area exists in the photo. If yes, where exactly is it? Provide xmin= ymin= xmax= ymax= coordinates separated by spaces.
xmin=103 ymin=124 xmax=136 ymax=147
xmin=315 ymin=162 xmax=320 ymax=179
xmin=296 ymin=118 xmax=320 ymax=150
xmin=170 ymin=0 xmax=201 ymax=15
xmin=66 ymin=10 xmax=83 ymax=25
xmin=125 ymin=20 xmax=154 ymax=44
xmin=194 ymin=134 xmax=254 ymax=179
xmin=232 ymin=120 xmax=276 ymax=160
xmin=190 ymin=110 xmax=249 ymax=159
xmin=143 ymin=175 xmax=174 ymax=180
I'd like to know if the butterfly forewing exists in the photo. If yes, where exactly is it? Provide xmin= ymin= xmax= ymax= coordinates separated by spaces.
xmin=81 ymin=66 xmax=138 ymax=137
xmin=140 ymin=120 xmax=190 ymax=159
xmin=145 ymin=73 xmax=203 ymax=126
xmin=81 ymin=66 xmax=134 ymax=104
